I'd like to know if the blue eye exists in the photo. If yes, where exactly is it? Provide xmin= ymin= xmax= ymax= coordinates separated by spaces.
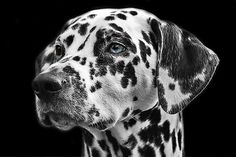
xmin=109 ymin=43 xmax=126 ymax=54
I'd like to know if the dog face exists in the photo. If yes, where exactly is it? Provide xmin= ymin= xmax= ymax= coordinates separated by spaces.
xmin=32 ymin=8 xmax=219 ymax=131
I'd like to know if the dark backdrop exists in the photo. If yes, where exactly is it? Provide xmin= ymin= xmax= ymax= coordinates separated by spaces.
xmin=2 ymin=0 xmax=235 ymax=156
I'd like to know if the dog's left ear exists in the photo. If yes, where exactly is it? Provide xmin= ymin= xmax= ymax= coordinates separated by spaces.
xmin=150 ymin=19 xmax=219 ymax=114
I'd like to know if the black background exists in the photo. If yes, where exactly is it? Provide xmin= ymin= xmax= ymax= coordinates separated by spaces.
xmin=2 ymin=0 xmax=236 ymax=156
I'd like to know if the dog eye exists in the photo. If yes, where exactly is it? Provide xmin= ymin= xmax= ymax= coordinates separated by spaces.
xmin=55 ymin=44 xmax=65 ymax=58
xmin=109 ymin=43 xmax=126 ymax=54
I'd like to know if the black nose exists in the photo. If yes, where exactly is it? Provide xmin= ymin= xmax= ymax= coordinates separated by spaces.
xmin=32 ymin=74 xmax=62 ymax=99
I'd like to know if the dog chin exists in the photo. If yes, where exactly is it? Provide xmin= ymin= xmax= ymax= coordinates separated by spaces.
xmin=49 ymin=114 xmax=75 ymax=131
xmin=39 ymin=111 xmax=79 ymax=131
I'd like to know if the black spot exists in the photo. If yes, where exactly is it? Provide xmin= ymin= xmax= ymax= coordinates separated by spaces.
xmin=91 ymin=148 xmax=100 ymax=157
xmin=73 ymin=56 xmax=80 ymax=61
xmin=160 ymin=144 xmax=166 ymax=157
xmin=132 ymin=56 xmax=140 ymax=65
xmin=80 ymin=57 xmax=87 ymax=65
xmin=123 ymin=32 xmax=132 ymax=39
xmin=152 ymin=69 xmax=156 ymax=76
xmin=78 ymin=23 xmax=89 ymax=36
xmin=152 ymin=72 xmax=158 ymax=88
xmin=121 ymin=77 xmax=129 ymax=89
xmin=78 ymin=34 xmax=91 ymax=51
xmin=139 ymin=108 xmax=152 ymax=122
xmin=139 ymin=40 xmax=147 ymax=63
xmin=120 ymin=146 xmax=131 ymax=157
xmin=97 ymin=66 xmax=107 ymax=76
xmin=128 ymin=118 xmax=136 ymax=127
xmin=121 ymin=62 xmax=137 ymax=88
xmin=64 ymin=35 xmax=74 ymax=47
xmin=116 ymin=61 xmax=125 ymax=73
xmin=158 ymin=82 xmax=168 ymax=110
xmin=162 ymin=120 xmax=170 ymax=142
xmin=122 ymin=108 xmax=130 ymax=117
xmin=109 ymin=64 xmax=117 ymax=75
xmin=105 ymin=16 xmax=115 ymax=21
xmin=95 ymin=81 xmax=102 ymax=89
xmin=89 ymin=62 xmax=93 ymax=68
xmin=78 ymin=43 xmax=85 ymax=51
xmin=98 ymin=140 xmax=107 ymax=150
xmin=169 ymin=83 xmax=175 ymax=90
xmin=142 ymin=31 xmax=150 ymax=44
xmin=116 ymin=13 xmax=126 ymax=20
xmin=105 ymin=130 xmax=119 ymax=155
xmin=72 ymin=23 xmax=79 ymax=30
xmin=149 ymin=19 xmax=161 ymax=53
xmin=98 ymin=140 xmax=112 ymax=157
xmin=83 ymin=130 xmax=94 ymax=146
xmin=88 ymin=14 xmax=96 ymax=18
xmin=71 ymin=78 xmax=88 ymax=99
xmin=172 ymin=130 xmax=177 ymax=153
xmin=133 ymin=96 xmax=138 ymax=101
xmin=132 ymin=109 xmax=141 ymax=115
xmin=90 ymin=26 xmax=96 ymax=33
xmin=129 ymin=11 xmax=138 ymax=16
xmin=109 ymin=23 xmax=124 ymax=32
xmin=145 ymin=61 xmax=150 ymax=68
xmin=123 ymin=122 xmax=129 ymax=130
xmin=90 ymin=86 xmax=96 ymax=93
xmin=63 ymin=66 xmax=80 ymax=79
xmin=178 ymin=130 xmax=182 ymax=150
xmin=90 ymin=68 xmax=95 ymax=78
xmin=138 ymin=108 xmax=163 ymax=147
xmin=123 ymin=118 xmax=136 ymax=130
xmin=146 ymin=47 xmax=151 ymax=56
xmin=124 ymin=134 xmax=137 ymax=150
xmin=149 ymin=108 xmax=161 ymax=124
xmin=121 ymin=10 xmax=128 ymax=13
xmin=138 ymin=145 xmax=155 ymax=157
xmin=96 ymin=55 xmax=114 ymax=66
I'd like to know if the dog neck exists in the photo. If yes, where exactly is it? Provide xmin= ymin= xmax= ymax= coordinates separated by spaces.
xmin=82 ymin=107 xmax=184 ymax=157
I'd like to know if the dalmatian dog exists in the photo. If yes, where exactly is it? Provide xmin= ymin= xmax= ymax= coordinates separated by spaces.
xmin=32 ymin=8 xmax=219 ymax=157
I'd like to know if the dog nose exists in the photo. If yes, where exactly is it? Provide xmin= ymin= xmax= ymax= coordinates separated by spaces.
xmin=32 ymin=74 xmax=62 ymax=98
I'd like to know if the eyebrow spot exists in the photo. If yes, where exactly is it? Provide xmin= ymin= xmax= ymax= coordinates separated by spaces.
xmin=116 ymin=13 xmax=127 ymax=20
xmin=78 ymin=23 xmax=90 ymax=36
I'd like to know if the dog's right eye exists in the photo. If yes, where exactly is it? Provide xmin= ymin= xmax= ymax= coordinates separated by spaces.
xmin=55 ymin=44 xmax=65 ymax=58
xmin=108 ymin=43 xmax=126 ymax=54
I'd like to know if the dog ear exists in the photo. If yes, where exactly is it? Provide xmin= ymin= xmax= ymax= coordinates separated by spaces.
xmin=150 ymin=19 xmax=219 ymax=114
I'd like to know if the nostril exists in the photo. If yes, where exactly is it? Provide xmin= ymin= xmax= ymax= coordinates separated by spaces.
xmin=43 ymin=80 xmax=62 ymax=93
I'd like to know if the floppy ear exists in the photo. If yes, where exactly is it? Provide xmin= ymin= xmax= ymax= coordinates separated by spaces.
xmin=150 ymin=19 xmax=219 ymax=114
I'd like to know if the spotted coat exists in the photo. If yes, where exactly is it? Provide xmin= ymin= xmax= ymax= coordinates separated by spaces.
xmin=33 ymin=8 xmax=219 ymax=157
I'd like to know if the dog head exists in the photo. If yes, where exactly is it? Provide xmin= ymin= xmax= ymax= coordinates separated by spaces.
xmin=32 ymin=8 xmax=219 ymax=131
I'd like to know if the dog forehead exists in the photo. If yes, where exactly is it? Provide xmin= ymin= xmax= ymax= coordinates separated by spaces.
xmin=62 ymin=8 xmax=155 ymax=36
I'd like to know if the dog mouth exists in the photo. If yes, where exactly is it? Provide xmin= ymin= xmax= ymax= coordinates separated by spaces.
xmin=41 ymin=112 xmax=77 ymax=130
